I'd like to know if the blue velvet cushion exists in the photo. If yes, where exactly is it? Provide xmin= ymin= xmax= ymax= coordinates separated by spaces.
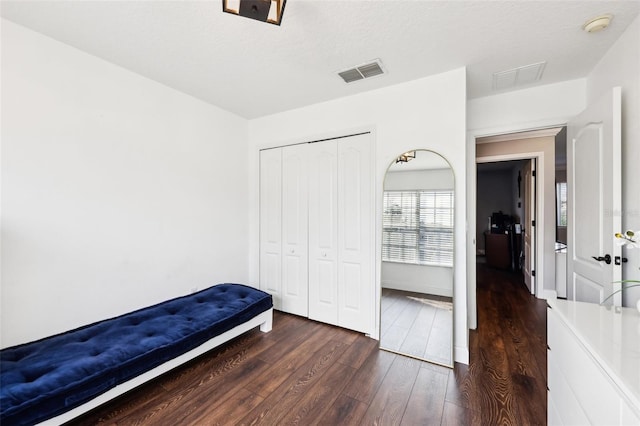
xmin=0 ymin=284 xmax=272 ymax=426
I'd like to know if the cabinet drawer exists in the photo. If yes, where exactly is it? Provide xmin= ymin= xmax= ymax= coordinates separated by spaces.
xmin=548 ymin=392 xmax=564 ymax=426
xmin=548 ymin=350 xmax=589 ymax=425
xmin=621 ymin=398 xmax=640 ymax=426
xmin=548 ymin=308 xmax=621 ymax=425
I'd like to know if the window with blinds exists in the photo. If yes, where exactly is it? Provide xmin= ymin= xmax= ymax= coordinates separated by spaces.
xmin=382 ymin=190 xmax=454 ymax=267
xmin=556 ymin=182 xmax=567 ymax=227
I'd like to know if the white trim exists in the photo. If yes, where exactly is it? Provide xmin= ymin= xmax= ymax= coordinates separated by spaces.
xmin=37 ymin=309 xmax=273 ymax=426
xmin=381 ymin=280 xmax=453 ymax=298
xmin=470 ymin=118 xmax=572 ymax=141
xmin=251 ymin=124 xmax=377 ymax=151
xmin=454 ymin=345 xmax=469 ymax=364
xmin=467 ymin=118 xmax=567 ymax=332
xmin=476 ymin=127 xmax=563 ymax=144
xmin=476 ymin=151 xmax=546 ymax=300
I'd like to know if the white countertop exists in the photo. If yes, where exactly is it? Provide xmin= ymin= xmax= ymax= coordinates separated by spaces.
xmin=548 ymin=298 xmax=640 ymax=410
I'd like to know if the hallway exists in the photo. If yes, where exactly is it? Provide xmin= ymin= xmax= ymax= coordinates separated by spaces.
xmin=450 ymin=262 xmax=548 ymax=424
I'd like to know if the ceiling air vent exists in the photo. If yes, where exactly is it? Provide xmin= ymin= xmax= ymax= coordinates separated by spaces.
xmin=492 ymin=61 xmax=546 ymax=91
xmin=338 ymin=59 xmax=385 ymax=83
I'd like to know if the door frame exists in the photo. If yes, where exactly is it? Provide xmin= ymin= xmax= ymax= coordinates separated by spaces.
xmin=467 ymin=124 xmax=563 ymax=330
xmin=476 ymin=153 xmax=540 ymax=296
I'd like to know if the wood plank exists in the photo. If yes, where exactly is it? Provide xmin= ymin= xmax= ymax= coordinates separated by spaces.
xmin=338 ymin=334 xmax=379 ymax=369
xmin=359 ymin=355 xmax=421 ymax=424
xmin=424 ymin=307 xmax=453 ymax=365
xmin=318 ymin=394 xmax=369 ymax=425
xmin=246 ymin=324 xmax=345 ymax=398
xmin=341 ymin=348 xmax=396 ymax=404
xmin=401 ymin=367 xmax=448 ymax=425
xmin=112 ymin=350 xmax=268 ymax=424
xmin=277 ymin=361 xmax=356 ymax=424
xmin=381 ymin=289 xmax=452 ymax=365
xmin=441 ymin=401 xmax=470 ymax=426
xmin=185 ymin=388 xmax=264 ymax=426
xmin=237 ymin=339 xmax=350 ymax=425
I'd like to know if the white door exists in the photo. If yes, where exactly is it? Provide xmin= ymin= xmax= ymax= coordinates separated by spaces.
xmin=522 ymin=159 xmax=536 ymax=295
xmin=337 ymin=134 xmax=373 ymax=333
xmin=281 ymin=144 xmax=309 ymax=316
xmin=567 ymin=87 xmax=622 ymax=305
xmin=308 ymin=140 xmax=339 ymax=325
xmin=259 ymin=148 xmax=283 ymax=310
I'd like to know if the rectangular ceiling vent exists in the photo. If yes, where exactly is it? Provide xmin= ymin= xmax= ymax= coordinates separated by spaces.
xmin=492 ymin=61 xmax=546 ymax=91
xmin=338 ymin=59 xmax=385 ymax=83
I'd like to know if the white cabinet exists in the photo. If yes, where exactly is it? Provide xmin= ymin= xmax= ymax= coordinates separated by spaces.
xmin=260 ymin=133 xmax=374 ymax=334
xmin=547 ymin=299 xmax=640 ymax=426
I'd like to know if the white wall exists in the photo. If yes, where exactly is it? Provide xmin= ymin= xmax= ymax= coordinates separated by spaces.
xmin=248 ymin=68 xmax=469 ymax=363
xmin=381 ymin=262 xmax=453 ymax=297
xmin=384 ymin=168 xmax=454 ymax=191
xmin=467 ymin=79 xmax=587 ymax=133
xmin=1 ymin=20 xmax=250 ymax=347
xmin=586 ymin=15 xmax=640 ymax=308
xmin=466 ymin=79 xmax=586 ymax=328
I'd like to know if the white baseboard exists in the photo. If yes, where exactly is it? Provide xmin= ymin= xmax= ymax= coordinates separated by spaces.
xmin=381 ymin=280 xmax=453 ymax=298
xmin=454 ymin=345 xmax=469 ymax=365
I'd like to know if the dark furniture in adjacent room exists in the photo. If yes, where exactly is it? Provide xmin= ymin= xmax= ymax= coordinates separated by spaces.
xmin=485 ymin=232 xmax=511 ymax=270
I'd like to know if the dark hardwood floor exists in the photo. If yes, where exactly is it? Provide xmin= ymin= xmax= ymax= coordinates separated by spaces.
xmin=69 ymin=264 xmax=547 ymax=425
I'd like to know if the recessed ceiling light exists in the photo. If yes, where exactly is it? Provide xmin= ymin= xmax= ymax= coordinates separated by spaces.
xmin=583 ymin=14 xmax=613 ymax=33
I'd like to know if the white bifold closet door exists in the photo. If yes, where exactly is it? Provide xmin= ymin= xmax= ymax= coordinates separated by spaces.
xmin=307 ymin=140 xmax=339 ymax=325
xmin=337 ymin=134 xmax=373 ymax=333
xmin=281 ymin=144 xmax=309 ymax=316
xmin=259 ymin=148 xmax=283 ymax=310
xmin=308 ymin=133 xmax=373 ymax=333
xmin=259 ymin=145 xmax=309 ymax=316
xmin=260 ymin=133 xmax=373 ymax=334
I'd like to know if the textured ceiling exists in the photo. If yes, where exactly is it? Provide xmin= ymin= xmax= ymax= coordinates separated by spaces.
xmin=2 ymin=1 xmax=639 ymax=119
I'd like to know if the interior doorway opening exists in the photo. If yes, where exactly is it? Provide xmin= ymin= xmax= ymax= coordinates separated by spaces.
xmin=476 ymin=159 xmax=533 ymax=293
xmin=473 ymin=126 xmax=566 ymax=307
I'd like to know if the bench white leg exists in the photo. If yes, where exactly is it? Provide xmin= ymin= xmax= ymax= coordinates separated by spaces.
xmin=259 ymin=309 xmax=273 ymax=333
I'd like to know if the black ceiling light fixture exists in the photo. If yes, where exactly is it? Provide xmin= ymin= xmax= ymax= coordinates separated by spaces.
xmin=223 ymin=0 xmax=287 ymax=25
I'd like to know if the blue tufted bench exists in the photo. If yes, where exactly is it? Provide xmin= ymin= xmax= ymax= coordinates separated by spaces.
xmin=0 ymin=283 xmax=273 ymax=425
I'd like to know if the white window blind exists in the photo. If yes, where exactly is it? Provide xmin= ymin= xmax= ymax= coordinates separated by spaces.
xmin=382 ymin=190 xmax=454 ymax=267
xmin=556 ymin=182 xmax=567 ymax=227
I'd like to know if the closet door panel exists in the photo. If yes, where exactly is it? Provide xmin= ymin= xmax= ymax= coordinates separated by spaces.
xmin=308 ymin=140 xmax=338 ymax=325
xmin=259 ymin=149 xmax=282 ymax=310
xmin=337 ymin=134 xmax=373 ymax=333
xmin=281 ymin=145 xmax=309 ymax=316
